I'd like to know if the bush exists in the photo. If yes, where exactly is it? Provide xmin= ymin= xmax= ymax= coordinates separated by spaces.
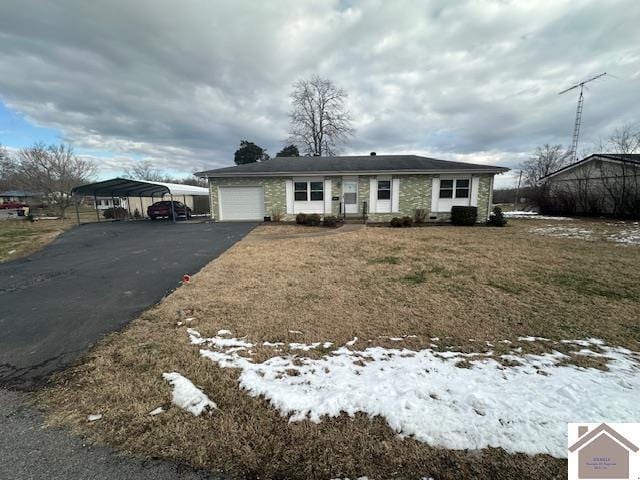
xmin=133 ymin=208 xmax=141 ymax=219
xmin=390 ymin=216 xmax=413 ymax=228
xmin=103 ymin=207 xmax=128 ymax=219
xmin=305 ymin=213 xmax=321 ymax=226
xmin=487 ymin=206 xmax=507 ymax=227
xmin=322 ymin=215 xmax=340 ymax=227
xmin=271 ymin=208 xmax=282 ymax=222
xmin=414 ymin=208 xmax=427 ymax=224
xmin=295 ymin=213 xmax=307 ymax=225
xmin=450 ymin=206 xmax=477 ymax=226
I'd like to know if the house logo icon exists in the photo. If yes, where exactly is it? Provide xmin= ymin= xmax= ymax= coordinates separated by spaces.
xmin=568 ymin=423 xmax=640 ymax=480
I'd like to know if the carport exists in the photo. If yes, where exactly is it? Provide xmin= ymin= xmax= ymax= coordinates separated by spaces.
xmin=71 ymin=178 xmax=209 ymax=224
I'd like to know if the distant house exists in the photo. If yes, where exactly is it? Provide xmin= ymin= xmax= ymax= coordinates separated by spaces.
xmin=542 ymin=153 xmax=640 ymax=216
xmin=0 ymin=190 xmax=43 ymax=205
xmin=569 ymin=423 xmax=638 ymax=479
xmin=196 ymin=154 xmax=508 ymax=222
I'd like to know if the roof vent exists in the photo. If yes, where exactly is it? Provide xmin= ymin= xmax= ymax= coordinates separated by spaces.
xmin=370 ymin=152 xmax=376 ymax=156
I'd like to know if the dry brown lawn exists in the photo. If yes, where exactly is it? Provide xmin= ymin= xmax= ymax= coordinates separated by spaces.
xmin=0 ymin=218 xmax=77 ymax=262
xmin=40 ymin=219 xmax=640 ymax=480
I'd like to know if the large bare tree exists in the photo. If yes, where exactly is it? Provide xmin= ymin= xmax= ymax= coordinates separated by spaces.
xmin=520 ymin=144 xmax=570 ymax=211
xmin=0 ymin=143 xmax=15 ymax=191
xmin=123 ymin=160 xmax=164 ymax=181
xmin=288 ymin=75 xmax=354 ymax=156
xmin=13 ymin=143 xmax=96 ymax=217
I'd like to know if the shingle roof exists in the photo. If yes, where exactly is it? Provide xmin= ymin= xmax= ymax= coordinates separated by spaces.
xmin=196 ymin=155 xmax=509 ymax=177
xmin=542 ymin=153 xmax=640 ymax=180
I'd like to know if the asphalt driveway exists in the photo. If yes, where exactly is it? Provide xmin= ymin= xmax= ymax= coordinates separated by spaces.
xmin=0 ymin=220 xmax=256 ymax=389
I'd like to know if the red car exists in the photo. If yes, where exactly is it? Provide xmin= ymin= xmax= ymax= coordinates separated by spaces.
xmin=0 ymin=201 xmax=27 ymax=210
xmin=147 ymin=201 xmax=192 ymax=220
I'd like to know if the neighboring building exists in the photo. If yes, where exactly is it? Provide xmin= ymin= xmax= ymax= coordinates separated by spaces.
xmin=196 ymin=154 xmax=508 ymax=222
xmin=94 ymin=197 xmax=125 ymax=210
xmin=542 ymin=153 xmax=640 ymax=216
xmin=0 ymin=190 xmax=43 ymax=205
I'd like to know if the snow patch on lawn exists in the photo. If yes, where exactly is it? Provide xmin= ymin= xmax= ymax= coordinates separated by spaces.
xmin=504 ymin=211 xmax=571 ymax=220
xmin=187 ymin=328 xmax=253 ymax=349
xmin=192 ymin=331 xmax=640 ymax=458
xmin=530 ymin=225 xmax=593 ymax=239
xmin=162 ymin=372 xmax=217 ymax=416
xmin=608 ymin=228 xmax=640 ymax=245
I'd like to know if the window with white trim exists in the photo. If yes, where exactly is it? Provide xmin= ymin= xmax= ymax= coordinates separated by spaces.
xmin=377 ymin=180 xmax=391 ymax=199
xmin=294 ymin=181 xmax=324 ymax=202
xmin=440 ymin=179 xmax=469 ymax=199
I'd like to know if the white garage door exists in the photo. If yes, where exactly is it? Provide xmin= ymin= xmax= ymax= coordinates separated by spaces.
xmin=219 ymin=186 xmax=265 ymax=221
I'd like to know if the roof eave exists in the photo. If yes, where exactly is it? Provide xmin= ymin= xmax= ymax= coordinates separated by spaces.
xmin=197 ymin=168 xmax=509 ymax=178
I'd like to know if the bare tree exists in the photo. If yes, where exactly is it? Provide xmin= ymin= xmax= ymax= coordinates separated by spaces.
xmin=288 ymin=75 xmax=354 ymax=156
xmin=597 ymin=124 xmax=640 ymax=217
xmin=13 ymin=143 xmax=96 ymax=217
xmin=521 ymin=144 xmax=569 ymax=187
xmin=123 ymin=160 xmax=164 ymax=181
xmin=520 ymin=144 xmax=570 ymax=212
xmin=0 ymin=144 xmax=15 ymax=191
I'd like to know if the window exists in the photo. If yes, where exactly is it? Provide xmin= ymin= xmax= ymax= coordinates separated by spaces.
xmin=310 ymin=182 xmax=324 ymax=201
xmin=294 ymin=182 xmax=308 ymax=201
xmin=439 ymin=179 xmax=453 ymax=198
xmin=377 ymin=180 xmax=391 ymax=200
xmin=455 ymin=179 xmax=469 ymax=198
xmin=294 ymin=181 xmax=324 ymax=202
xmin=440 ymin=179 xmax=470 ymax=199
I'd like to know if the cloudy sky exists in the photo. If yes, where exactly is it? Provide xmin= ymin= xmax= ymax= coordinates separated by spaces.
xmin=1 ymin=0 xmax=639 ymax=187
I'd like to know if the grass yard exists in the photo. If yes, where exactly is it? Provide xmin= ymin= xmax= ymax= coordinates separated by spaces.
xmin=0 ymin=218 xmax=76 ymax=262
xmin=40 ymin=218 xmax=640 ymax=480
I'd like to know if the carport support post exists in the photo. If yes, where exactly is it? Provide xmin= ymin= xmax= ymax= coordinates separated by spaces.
xmin=170 ymin=193 xmax=176 ymax=223
xmin=111 ymin=193 xmax=117 ymax=221
xmin=126 ymin=196 xmax=132 ymax=220
xmin=93 ymin=194 xmax=101 ymax=222
xmin=183 ymin=194 xmax=187 ymax=218
xmin=74 ymin=196 xmax=81 ymax=225
xmin=139 ymin=194 xmax=143 ymax=220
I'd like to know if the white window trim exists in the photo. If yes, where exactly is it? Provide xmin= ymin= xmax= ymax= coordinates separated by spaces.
xmin=439 ymin=178 xmax=470 ymax=200
xmin=292 ymin=177 xmax=325 ymax=214
xmin=433 ymin=175 xmax=479 ymax=213
xmin=376 ymin=175 xmax=392 ymax=213
xmin=293 ymin=178 xmax=324 ymax=202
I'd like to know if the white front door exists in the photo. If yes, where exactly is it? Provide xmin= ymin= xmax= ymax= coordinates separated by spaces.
xmin=343 ymin=180 xmax=358 ymax=214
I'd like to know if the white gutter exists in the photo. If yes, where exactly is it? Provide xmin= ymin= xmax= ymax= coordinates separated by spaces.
xmin=199 ymin=169 xmax=509 ymax=178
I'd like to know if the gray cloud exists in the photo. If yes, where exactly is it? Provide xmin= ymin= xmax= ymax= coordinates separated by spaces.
xmin=0 ymin=0 xmax=639 ymax=186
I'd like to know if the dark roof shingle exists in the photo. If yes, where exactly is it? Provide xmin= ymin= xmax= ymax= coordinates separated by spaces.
xmin=196 ymin=155 xmax=509 ymax=177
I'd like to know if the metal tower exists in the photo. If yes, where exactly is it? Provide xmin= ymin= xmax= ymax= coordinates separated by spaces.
xmin=559 ymin=72 xmax=606 ymax=161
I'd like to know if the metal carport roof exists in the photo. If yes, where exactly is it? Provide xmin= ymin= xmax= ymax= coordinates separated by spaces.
xmin=71 ymin=177 xmax=209 ymax=197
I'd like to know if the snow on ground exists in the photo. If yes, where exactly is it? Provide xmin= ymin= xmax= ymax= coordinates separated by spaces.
xmin=162 ymin=372 xmax=217 ymax=416
xmin=190 ymin=331 xmax=640 ymax=458
xmin=608 ymin=228 xmax=640 ymax=245
xmin=504 ymin=211 xmax=571 ymax=220
xmin=530 ymin=225 xmax=593 ymax=239
xmin=529 ymin=224 xmax=640 ymax=245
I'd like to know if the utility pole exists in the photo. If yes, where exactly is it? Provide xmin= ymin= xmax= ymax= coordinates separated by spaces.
xmin=513 ymin=171 xmax=522 ymax=212
xmin=559 ymin=72 xmax=607 ymax=163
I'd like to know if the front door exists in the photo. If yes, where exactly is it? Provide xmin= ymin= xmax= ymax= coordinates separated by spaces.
xmin=343 ymin=180 xmax=358 ymax=214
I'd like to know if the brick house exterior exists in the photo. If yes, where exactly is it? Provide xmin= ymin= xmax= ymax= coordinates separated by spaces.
xmin=197 ymin=154 xmax=507 ymax=223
